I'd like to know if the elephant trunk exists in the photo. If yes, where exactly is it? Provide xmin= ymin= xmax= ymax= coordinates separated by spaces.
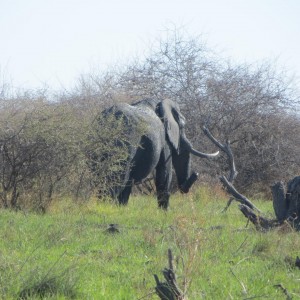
xmin=179 ymin=172 xmax=199 ymax=193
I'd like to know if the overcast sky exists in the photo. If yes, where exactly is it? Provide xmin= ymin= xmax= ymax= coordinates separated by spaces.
xmin=1 ymin=0 xmax=299 ymax=91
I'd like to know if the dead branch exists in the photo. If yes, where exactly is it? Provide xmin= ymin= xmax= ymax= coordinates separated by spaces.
xmin=222 ymin=197 xmax=234 ymax=213
xmin=273 ymin=284 xmax=292 ymax=300
xmin=134 ymin=176 xmax=155 ymax=195
xmin=220 ymin=176 xmax=262 ymax=213
xmin=238 ymin=177 xmax=300 ymax=232
xmin=203 ymin=126 xmax=237 ymax=183
xmin=239 ymin=204 xmax=280 ymax=231
xmin=154 ymin=249 xmax=187 ymax=300
xmin=202 ymin=125 xmax=251 ymax=212
xmin=203 ymin=126 xmax=300 ymax=232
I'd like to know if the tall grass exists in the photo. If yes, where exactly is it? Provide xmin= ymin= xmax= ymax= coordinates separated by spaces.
xmin=0 ymin=186 xmax=300 ymax=299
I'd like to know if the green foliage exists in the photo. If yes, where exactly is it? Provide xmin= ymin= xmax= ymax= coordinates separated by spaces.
xmin=87 ymin=112 xmax=134 ymax=198
xmin=1 ymin=188 xmax=300 ymax=299
xmin=0 ymin=96 xmax=135 ymax=210
xmin=86 ymin=105 xmax=149 ymax=200
xmin=0 ymin=97 xmax=91 ymax=210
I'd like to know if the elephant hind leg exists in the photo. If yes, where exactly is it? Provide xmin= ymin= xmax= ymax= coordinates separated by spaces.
xmin=118 ymin=181 xmax=132 ymax=205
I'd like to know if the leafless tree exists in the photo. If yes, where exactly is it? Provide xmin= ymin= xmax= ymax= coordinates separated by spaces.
xmin=116 ymin=28 xmax=300 ymax=194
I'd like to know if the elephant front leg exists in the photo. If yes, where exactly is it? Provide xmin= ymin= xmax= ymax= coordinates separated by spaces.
xmin=155 ymin=151 xmax=172 ymax=210
xmin=157 ymin=190 xmax=171 ymax=209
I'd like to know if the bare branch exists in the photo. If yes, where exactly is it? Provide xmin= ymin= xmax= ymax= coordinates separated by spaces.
xmin=202 ymin=126 xmax=237 ymax=183
xmin=154 ymin=249 xmax=187 ymax=300
xmin=239 ymin=204 xmax=280 ymax=231
xmin=220 ymin=176 xmax=262 ymax=213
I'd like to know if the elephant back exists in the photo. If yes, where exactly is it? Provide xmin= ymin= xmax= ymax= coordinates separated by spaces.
xmin=102 ymin=102 xmax=165 ymax=150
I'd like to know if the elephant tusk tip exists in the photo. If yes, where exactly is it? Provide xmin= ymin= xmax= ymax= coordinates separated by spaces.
xmin=209 ymin=151 xmax=220 ymax=157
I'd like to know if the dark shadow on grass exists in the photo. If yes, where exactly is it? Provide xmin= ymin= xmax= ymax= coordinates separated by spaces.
xmin=18 ymin=275 xmax=77 ymax=300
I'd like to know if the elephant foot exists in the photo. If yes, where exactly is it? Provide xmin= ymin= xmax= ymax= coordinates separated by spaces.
xmin=180 ymin=172 xmax=199 ymax=193
xmin=157 ymin=193 xmax=170 ymax=210
xmin=117 ymin=184 xmax=132 ymax=205
xmin=158 ymin=201 xmax=169 ymax=210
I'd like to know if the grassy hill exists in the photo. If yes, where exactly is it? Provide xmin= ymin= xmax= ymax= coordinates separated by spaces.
xmin=1 ymin=186 xmax=300 ymax=299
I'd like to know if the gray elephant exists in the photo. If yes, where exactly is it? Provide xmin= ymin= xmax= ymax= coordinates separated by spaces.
xmin=94 ymin=98 xmax=218 ymax=209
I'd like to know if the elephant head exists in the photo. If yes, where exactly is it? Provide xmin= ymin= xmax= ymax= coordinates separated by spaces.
xmin=156 ymin=99 xmax=219 ymax=193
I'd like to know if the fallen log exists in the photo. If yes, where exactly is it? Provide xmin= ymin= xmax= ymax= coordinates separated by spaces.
xmin=202 ymin=126 xmax=300 ymax=231
xmin=220 ymin=175 xmax=262 ymax=213
xmin=239 ymin=177 xmax=300 ymax=231
xmin=239 ymin=204 xmax=281 ymax=231
xmin=271 ymin=181 xmax=287 ymax=222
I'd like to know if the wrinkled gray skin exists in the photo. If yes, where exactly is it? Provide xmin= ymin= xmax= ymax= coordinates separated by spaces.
xmin=100 ymin=98 xmax=218 ymax=209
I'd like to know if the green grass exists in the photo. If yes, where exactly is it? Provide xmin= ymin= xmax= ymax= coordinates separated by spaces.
xmin=1 ymin=186 xmax=300 ymax=299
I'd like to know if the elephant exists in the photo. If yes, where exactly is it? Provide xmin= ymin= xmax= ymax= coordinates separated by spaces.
xmin=94 ymin=98 xmax=219 ymax=209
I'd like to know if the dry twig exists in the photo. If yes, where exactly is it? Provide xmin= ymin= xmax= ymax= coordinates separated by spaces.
xmin=154 ymin=249 xmax=187 ymax=300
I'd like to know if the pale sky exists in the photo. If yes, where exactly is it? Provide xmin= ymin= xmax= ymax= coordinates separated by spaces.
xmin=1 ymin=0 xmax=300 ymax=91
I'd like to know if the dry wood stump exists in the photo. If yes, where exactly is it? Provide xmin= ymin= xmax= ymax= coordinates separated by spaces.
xmin=154 ymin=249 xmax=187 ymax=300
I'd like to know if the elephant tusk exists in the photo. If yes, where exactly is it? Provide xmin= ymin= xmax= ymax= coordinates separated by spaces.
xmin=190 ymin=148 xmax=219 ymax=159
xmin=182 ymin=134 xmax=219 ymax=159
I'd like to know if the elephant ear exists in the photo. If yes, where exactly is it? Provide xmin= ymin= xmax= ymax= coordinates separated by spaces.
xmin=159 ymin=99 xmax=181 ymax=152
